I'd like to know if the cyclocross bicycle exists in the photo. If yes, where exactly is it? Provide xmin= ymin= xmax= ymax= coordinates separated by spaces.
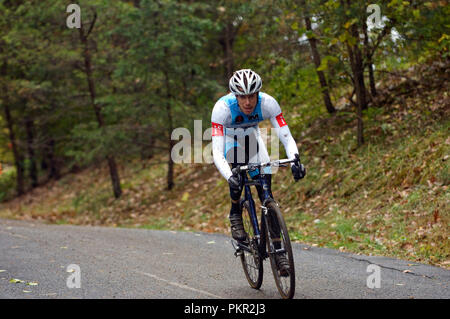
xmin=231 ymin=154 xmax=301 ymax=299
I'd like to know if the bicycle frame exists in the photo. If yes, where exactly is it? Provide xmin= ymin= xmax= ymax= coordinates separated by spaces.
xmin=241 ymin=172 xmax=271 ymax=238
xmin=235 ymin=171 xmax=274 ymax=259
xmin=233 ymin=155 xmax=300 ymax=255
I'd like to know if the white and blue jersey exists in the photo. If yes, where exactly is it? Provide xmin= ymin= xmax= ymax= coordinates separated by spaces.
xmin=218 ymin=93 xmax=264 ymax=128
xmin=211 ymin=92 xmax=299 ymax=180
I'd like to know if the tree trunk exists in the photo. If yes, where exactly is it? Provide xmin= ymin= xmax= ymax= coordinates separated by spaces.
xmin=363 ymin=24 xmax=377 ymax=97
xmin=3 ymin=103 xmax=25 ymax=195
xmin=163 ymin=68 xmax=174 ymax=191
xmin=220 ymin=22 xmax=235 ymax=82
xmin=1 ymin=61 xmax=25 ymax=195
xmin=340 ymin=0 xmax=367 ymax=146
xmin=167 ymin=138 xmax=174 ymax=191
xmin=44 ymin=137 xmax=60 ymax=181
xmin=301 ymin=1 xmax=336 ymax=114
xmin=106 ymin=155 xmax=122 ymax=198
xmin=79 ymin=13 xmax=122 ymax=198
xmin=347 ymin=41 xmax=366 ymax=147
xmin=25 ymin=116 xmax=38 ymax=188
xmin=367 ymin=61 xmax=377 ymax=97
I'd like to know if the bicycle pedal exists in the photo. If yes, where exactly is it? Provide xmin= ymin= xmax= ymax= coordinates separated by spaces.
xmin=231 ymin=240 xmax=241 ymax=256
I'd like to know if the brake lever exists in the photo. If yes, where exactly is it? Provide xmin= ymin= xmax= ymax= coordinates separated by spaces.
xmin=294 ymin=153 xmax=301 ymax=166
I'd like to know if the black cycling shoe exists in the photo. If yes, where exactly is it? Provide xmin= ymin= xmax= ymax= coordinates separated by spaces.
xmin=274 ymin=253 xmax=290 ymax=277
xmin=229 ymin=214 xmax=247 ymax=242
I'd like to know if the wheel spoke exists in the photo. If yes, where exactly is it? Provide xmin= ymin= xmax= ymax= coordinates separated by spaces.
xmin=239 ymin=202 xmax=263 ymax=289
xmin=265 ymin=201 xmax=295 ymax=299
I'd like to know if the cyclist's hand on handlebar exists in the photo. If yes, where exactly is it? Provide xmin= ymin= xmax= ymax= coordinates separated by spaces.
xmin=291 ymin=163 xmax=306 ymax=181
xmin=291 ymin=154 xmax=306 ymax=181
xmin=228 ymin=174 xmax=241 ymax=190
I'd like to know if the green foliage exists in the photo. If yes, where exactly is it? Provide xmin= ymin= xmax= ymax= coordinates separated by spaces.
xmin=0 ymin=167 xmax=16 ymax=202
xmin=0 ymin=0 xmax=448 ymax=200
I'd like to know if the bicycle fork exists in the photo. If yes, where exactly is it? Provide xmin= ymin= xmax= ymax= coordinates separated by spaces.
xmin=264 ymin=205 xmax=286 ymax=257
xmin=232 ymin=188 xmax=261 ymax=258
xmin=259 ymin=206 xmax=269 ymax=259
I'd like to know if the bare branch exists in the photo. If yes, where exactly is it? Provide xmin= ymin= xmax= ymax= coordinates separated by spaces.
xmin=86 ymin=10 xmax=98 ymax=39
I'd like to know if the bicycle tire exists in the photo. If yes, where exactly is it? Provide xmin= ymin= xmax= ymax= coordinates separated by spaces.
xmin=264 ymin=200 xmax=295 ymax=299
xmin=240 ymin=201 xmax=263 ymax=289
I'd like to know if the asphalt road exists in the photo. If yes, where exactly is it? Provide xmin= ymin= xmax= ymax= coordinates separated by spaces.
xmin=0 ymin=218 xmax=448 ymax=299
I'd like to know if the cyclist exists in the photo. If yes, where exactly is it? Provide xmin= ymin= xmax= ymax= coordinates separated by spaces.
xmin=211 ymin=69 xmax=305 ymax=274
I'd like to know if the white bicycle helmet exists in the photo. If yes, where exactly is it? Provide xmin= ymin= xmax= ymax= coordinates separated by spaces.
xmin=229 ymin=69 xmax=262 ymax=95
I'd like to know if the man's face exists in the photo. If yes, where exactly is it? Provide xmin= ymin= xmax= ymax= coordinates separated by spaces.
xmin=236 ymin=92 xmax=258 ymax=115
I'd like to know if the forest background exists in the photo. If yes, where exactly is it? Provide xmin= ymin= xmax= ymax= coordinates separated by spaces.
xmin=0 ymin=0 xmax=448 ymax=268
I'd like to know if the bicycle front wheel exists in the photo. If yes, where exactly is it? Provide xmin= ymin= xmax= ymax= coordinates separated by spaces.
xmin=264 ymin=200 xmax=295 ymax=299
xmin=240 ymin=201 xmax=263 ymax=289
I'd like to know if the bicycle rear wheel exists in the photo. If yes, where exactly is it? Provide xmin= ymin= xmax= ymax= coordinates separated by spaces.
xmin=264 ymin=201 xmax=295 ymax=299
xmin=239 ymin=201 xmax=263 ymax=289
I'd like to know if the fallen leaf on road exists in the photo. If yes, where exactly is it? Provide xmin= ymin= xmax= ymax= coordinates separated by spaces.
xmin=27 ymin=282 xmax=38 ymax=286
xmin=9 ymin=278 xmax=25 ymax=283
xmin=403 ymin=270 xmax=412 ymax=273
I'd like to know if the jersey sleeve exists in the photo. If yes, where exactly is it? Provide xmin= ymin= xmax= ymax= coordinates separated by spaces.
xmin=211 ymin=100 xmax=233 ymax=180
xmin=262 ymin=94 xmax=299 ymax=162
